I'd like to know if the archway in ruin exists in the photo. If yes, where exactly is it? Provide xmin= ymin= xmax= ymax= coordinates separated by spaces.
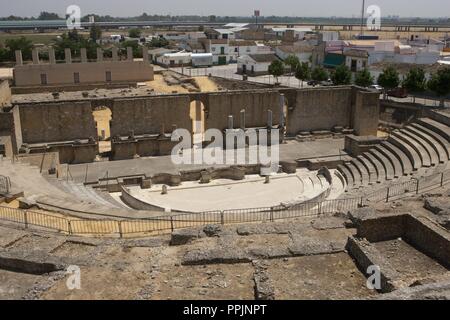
xmin=92 ymin=106 xmax=112 ymax=154
xmin=190 ymin=100 xmax=206 ymax=146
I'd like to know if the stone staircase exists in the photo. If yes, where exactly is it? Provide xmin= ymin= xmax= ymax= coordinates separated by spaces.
xmin=337 ymin=117 xmax=450 ymax=194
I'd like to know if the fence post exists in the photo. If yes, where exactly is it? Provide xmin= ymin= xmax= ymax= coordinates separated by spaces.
xmin=170 ymin=216 xmax=174 ymax=232
xmin=220 ymin=211 xmax=224 ymax=225
xmin=318 ymin=202 xmax=322 ymax=215
xmin=68 ymin=220 xmax=72 ymax=235
xmin=360 ymin=197 xmax=364 ymax=208
xmin=415 ymin=179 xmax=420 ymax=194
xmin=118 ymin=221 xmax=123 ymax=239
xmin=386 ymin=187 xmax=390 ymax=203
xmin=441 ymin=172 xmax=444 ymax=187
xmin=24 ymin=210 xmax=28 ymax=229
xmin=270 ymin=207 xmax=274 ymax=222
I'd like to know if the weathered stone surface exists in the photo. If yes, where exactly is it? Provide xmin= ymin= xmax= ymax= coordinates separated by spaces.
xmin=170 ymin=228 xmax=203 ymax=246
xmin=245 ymin=246 xmax=291 ymax=260
xmin=348 ymin=207 xmax=379 ymax=223
xmin=346 ymin=236 xmax=401 ymax=293
xmin=203 ymin=224 xmax=223 ymax=237
xmin=0 ymin=249 xmax=66 ymax=275
xmin=311 ymin=216 xmax=347 ymax=230
xmin=424 ymin=198 xmax=450 ymax=216
xmin=288 ymin=235 xmax=345 ymax=256
xmin=182 ymin=246 xmax=251 ymax=265
xmin=236 ymin=223 xmax=292 ymax=236
xmin=376 ymin=280 xmax=450 ymax=300
xmin=253 ymin=261 xmax=275 ymax=300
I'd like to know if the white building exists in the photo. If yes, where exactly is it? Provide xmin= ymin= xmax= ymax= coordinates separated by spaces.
xmin=369 ymin=40 xmax=441 ymax=65
xmin=228 ymin=40 xmax=271 ymax=62
xmin=275 ymin=45 xmax=314 ymax=65
xmin=270 ymin=27 xmax=313 ymax=40
xmin=157 ymin=52 xmax=192 ymax=67
xmin=237 ymin=54 xmax=281 ymax=76
xmin=344 ymin=50 xmax=369 ymax=72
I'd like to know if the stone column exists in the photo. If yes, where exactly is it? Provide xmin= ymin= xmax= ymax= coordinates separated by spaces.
xmin=48 ymin=47 xmax=56 ymax=64
xmin=32 ymin=49 xmax=40 ymax=65
xmin=228 ymin=115 xmax=234 ymax=130
xmin=127 ymin=47 xmax=133 ymax=61
xmin=64 ymin=48 xmax=72 ymax=64
xmin=142 ymin=47 xmax=149 ymax=63
xmin=97 ymin=48 xmax=103 ymax=62
xmin=15 ymin=50 xmax=23 ymax=66
xmin=112 ymin=47 xmax=119 ymax=61
xmin=267 ymin=109 xmax=273 ymax=128
xmin=279 ymin=94 xmax=285 ymax=128
xmin=240 ymin=109 xmax=246 ymax=130
xmin=80 ymin=48 xmax=88 ymax=63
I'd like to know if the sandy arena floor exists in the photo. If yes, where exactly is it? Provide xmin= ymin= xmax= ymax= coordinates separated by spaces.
xmin=121 ymin=170 xmax=331 ymax=212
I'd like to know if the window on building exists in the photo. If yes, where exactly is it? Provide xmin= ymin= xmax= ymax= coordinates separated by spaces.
xmin=220 ymin=47 xmax=225 ymax=55
xmin=212 ymin=47 xmax=216 ymax=52
xmin=351 ymin=59 xmax=357 ymax=72
xmin=74 ymin=72 xmax=80 ymax=84
xmin=40 ymin=73 xmax=48 ymax=85
xmin=106 ymin=71 xmax=112 ymax=82
xmin=223 ymin=34 xmax=228 ymax=39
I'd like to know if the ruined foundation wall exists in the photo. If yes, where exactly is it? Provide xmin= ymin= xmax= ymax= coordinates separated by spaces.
xmin=13 ymin=61 xmax=154 ymax=87
xmin=0 ymin=111 xmax=16 ymax=156
xmin=0 ymin=80 xmax=11 ymax=107
xmin=351 ymin=88 xmax=380 ymax=136
xmin=18 ymin=101 xmax=97 ymax=144
xmin=205 ymin=91 xmax=281 ymax=131
xmin=110 ymin=95 xmax=192 ymax=137
xmin=287 ymin=87 xmax=353 ymax=136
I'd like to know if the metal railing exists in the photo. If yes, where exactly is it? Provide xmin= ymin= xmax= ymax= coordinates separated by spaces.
xmin=0 ymin=170 xmax=449 ymax=238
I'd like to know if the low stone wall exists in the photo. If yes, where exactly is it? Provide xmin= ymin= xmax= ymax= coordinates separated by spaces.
xmin=346 ymin=237 xmax=401 ymax=293
xmin=120 ymin=185 xmax=170 ymax=212
xmin=26 ymin=142 xmax=97 ymax=164
xmin=345 ymin=135 xmax=384 ymax=157
xmin=111 ymin=136 xmax=179 ymax=161
xmin=405 ymin=216 xmax=450 ymax=269
xmin=0 ymin=80 xmax=11 ymax=107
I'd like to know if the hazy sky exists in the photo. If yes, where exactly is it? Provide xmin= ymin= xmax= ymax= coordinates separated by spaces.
xmin=0 ymin=0 xmax=448 ymax=18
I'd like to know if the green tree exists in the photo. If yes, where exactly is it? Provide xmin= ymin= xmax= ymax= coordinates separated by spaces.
xmin=311 ymin=66 xmax=329 ymax=82
xmin=89 ymin=24 xmax=102 ymax=42
xmin=128 ymin=28 xmax=142 ymax=39
xmin=148 ymin=37 xmax=169 ymax=48
xmin=377 ymin=66 xmax=400 ymax=99
xmin=38 ymin=11 xmax=61 ymax=20
xmin=0 ymin=47 xmax=9 ymax=63
xmin=428 ymin=67 xmax=450 ymax=107
xmin=402 ymin=67 xmax=426 ymax=103
xmin=268 ymin=59 xmax=285 ymax=84
xmin=284 ymin=55 xmax=300 ymax=74
xmin=4 ymin=36 xmax=33 ymax=61
xmin=354 ymin=68 xmax=374 ymax=87
xmin=120 ymin=40 xmax=142 ymax=58
xmin=331 ymin=64 xmax=352 ymax=85
xmin=54 ymin=30 xmax=98 ymax=60
xmin=294 ymin=62 xmax=310 ymax=88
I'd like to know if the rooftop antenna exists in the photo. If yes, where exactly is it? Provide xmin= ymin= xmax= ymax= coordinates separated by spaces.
xmin=360 ymin=0 xmax=366 ymax=37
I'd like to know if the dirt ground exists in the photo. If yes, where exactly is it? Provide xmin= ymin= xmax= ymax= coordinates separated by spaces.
xmin=0 ymin=270 xmax=44 ymax=300
xmin=145 ymin=74 xmax=218 ymax=94
xmin=373 ymin=239 xmax=450 ymax=285
xmin=266 ymin=253 xmax=378 ymax=300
